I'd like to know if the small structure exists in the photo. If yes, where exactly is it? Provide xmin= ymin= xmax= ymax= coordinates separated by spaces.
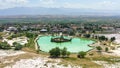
xmin=7 ymin=27 xmax=17 ymax=31
xmin=21 ymin=26 xmax=28 ymax=31
xmin=51 ymin=33 xmax=72 ymax=43
xmin=40 ymin=29 xmax=47 ymax=33
xmin=6 ymin=27 xmax=18 ymax=34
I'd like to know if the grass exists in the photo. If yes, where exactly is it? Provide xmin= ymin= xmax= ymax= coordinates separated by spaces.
xmin=80 ymin=37 xmax=98 ymax=42
xmin=0 ymin=32 xmax=6 ymax=36
xmin=59 ymin=51 xmax=120 ymax=68
xmin=61 ymin=57 xmax=103 ymax=68
xmin=91 ymin=56 xmax=120 ymax=63
xmin=22 ymin=47 xmax=49 ymax=56
xmin=26 ymin=38 xmax=35 ymax=49
xmin=55 ymin=53 xmax=101 ymax=68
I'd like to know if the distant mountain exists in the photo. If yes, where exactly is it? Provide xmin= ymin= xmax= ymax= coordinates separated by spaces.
xmin=0 ymin=7 xmax=120 ymax=16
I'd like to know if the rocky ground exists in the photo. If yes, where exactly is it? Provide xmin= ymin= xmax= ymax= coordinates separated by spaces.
xmin=93 ymin=61 xmax=120 ymax=68
xmin=5 ymin=57 xmax=81 ymax=68
xmin=0 ymin=50 xmax=81 ymax=68
xmin=1 ymin=50 xmax=120 ymax=68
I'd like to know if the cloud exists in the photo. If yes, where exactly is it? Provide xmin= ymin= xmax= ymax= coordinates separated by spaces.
xmin=38 ymin=0 xmax=59 ymax=8
xmin=100 ymin=1 xmax=115 ymax=6
xmin=62 ymin=2 xmax=88 ymax=9
xmin=98 ymin=1 xmax=116 ymax=8
xmin=94 ymin=1 xmax=117 ymax=10
xmin=0 ymin=0 xmax=119 ymax=10
xmin=39 ymin=0 xmax=55 ymax=4
xmin=0 ymin=0 xmax=29 ymax=9
xmin=38 ymin=0 xmax=118 ymax=10
xmin=4 ymin=0 xmax=28 ymax=4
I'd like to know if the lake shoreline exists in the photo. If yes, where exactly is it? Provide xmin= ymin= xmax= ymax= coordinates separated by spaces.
xmin=36 ymin=35 xmax=95 ymax=53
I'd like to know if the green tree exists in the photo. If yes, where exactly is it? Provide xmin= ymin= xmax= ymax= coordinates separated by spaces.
xmin=84 ymin=34 xmax=91 ymax=38
xmin=61 ymin=47 xmax=67 ymax=57
xmin=13 ymin=42 xmax=18 ymax=47
xmin=0 ymin=42 xmax=11 ymax=50
xmin=99 ymin=36 xmax=106 ymax=41
xmin=110 ymin=37 xmax=116 ymax=42
xmin=77 ymin=51 xmax=87 ymax=58
xmin=96 ymin=46 xmax=102 ymax=52
xmin=55 ymin=47 xmax=61 ymax=57
xmin=49 ymin=47 xmax=61 ymax=58
xmin=66 ymin=51 xmax=71 ymax=57
xmin=14 ymin=43 xmax=23 ymax=50
xmin=105 ymin=47 xmax=109 ymax=52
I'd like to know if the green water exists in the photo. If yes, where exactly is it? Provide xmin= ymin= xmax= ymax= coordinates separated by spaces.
xmin=37 ymin=36 xmax=94 ymax=53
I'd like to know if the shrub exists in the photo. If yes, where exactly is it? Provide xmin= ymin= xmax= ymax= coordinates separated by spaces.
xmin=49 ymin=47 xmax=61 ymax=58
xmin=66 ymin=51 xmax=71 ymax=57
xmin=77 ymin=51 xmax=87 ymax=58
xmin=13 ymin=42 xmax=18 ymax=46
xmin=14 ymin=43 xmax=23 ymax=50
xmin=84 ymin=34 xmax=91 ymax=38
xmin=105 ymin=47 xmax=108 ymax=52
xmin=61 ymin=47 xmax=67 ymax=57
xmin=96 ymin=46 xmax=102 ymax=52
xmin=110 ymin=37 xmax=116 ymax=42
xmin=49 ymin=47 xmax=71 ymax=58
xmin=99 ymin=36 xmax=107 ymax=41
xmin=0 ymin=42 xmax=11 ymax=50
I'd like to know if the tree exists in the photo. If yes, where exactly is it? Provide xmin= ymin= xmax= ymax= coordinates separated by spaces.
xmin=61 ymin=47 xmax=67 ymax=57
xmin=84 ymin=34 xmax=91 ymax=38
xmin=13 ymin=42 xmax=18 ymax=47
xmin=49 ymin=47 xmax=61 ymax=58
xmin=25 ymin=32 xmax=38 ymax=38
xmin=0 ymin=42 xmax=11 ymax=50
xmin=96 ymin=46 xmax=102 ymax=52
xmin=99 ymin=36 xmax=106 ymax=41
xmin=110 ymin=37 xmax=116 ymax=42
xmin=77 ymin=51 xmax=87 ymax=58
xmin=14 ymin=43 xmax=23 ymax=50
xmin=105 ymin=47 xmax=109 ymax=52
xmin=49 ymin=47 xmax=71 ymax=58
xmin=66 ymin=51 xmax=71 ymax=57
xmin=105 ymin=38 xmax=108 ymax=41
xmin=55 ymin=47 xmax=61 ymax=57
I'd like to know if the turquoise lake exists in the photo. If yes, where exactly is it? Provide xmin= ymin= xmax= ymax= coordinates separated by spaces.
xmin=37 ymin=36 xmax=94 ymax=53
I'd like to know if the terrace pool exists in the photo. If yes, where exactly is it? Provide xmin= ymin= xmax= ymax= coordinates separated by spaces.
xmin=37 ymin=36 xmax=94 ymax=53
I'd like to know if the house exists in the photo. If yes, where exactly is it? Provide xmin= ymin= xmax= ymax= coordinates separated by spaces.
xmin=7 ymin=27 xmax=17 ymax=31
xmin=21 ymin=26 xmax=28 ymax=31
xmin=40 ymin=29 xmax=47 ymax=33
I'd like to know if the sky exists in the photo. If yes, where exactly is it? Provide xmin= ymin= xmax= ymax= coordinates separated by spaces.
xmin=0 ymin=0 xmax=119 ymax=10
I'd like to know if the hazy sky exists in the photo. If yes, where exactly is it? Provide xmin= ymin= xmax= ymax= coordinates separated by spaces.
xmin=0 ymin=0 xmax=119 ymax=10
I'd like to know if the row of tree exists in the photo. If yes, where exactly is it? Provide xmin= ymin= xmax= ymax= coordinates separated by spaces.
xmin=0 ymin=42 xmax=23 ymax=50
xmin=49 ymin=47 xmax=87 ymax=58
xmin=96 ymin=46 xmax=109 ymax=52
xmin=49 ymin=47 xmax=70 ymax=58
xmin=93 ymin=35 xmax=116 ymax=42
